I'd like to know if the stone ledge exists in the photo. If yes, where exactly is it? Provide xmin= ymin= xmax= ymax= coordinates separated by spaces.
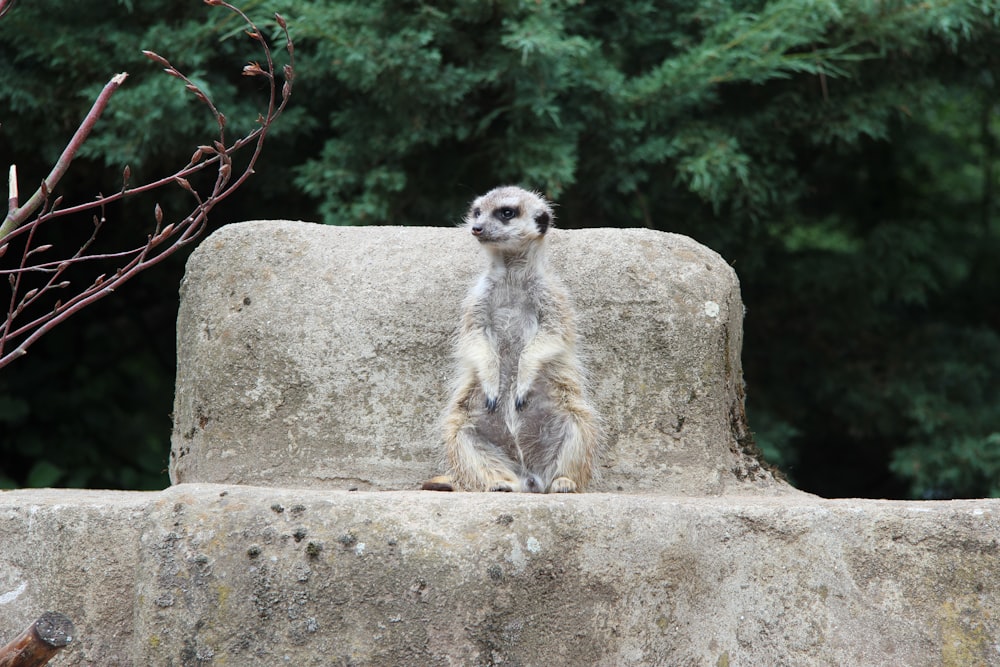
xmin=2 ymin=485 xmax=998 ymax=666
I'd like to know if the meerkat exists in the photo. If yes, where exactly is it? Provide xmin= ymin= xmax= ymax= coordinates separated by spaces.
xmin=422 ymin=186 xmax=600 ymax=493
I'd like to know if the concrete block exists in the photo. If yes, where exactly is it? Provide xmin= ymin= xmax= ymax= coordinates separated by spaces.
xmin=170 ymin=223 xmax=783 ymax=495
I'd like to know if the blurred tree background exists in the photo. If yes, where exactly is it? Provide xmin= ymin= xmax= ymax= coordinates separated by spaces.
xmin=1 ymin=0 xmax=999 ymax=498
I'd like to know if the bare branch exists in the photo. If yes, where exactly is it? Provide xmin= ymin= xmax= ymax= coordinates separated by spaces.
xmin=0 ymin=73 xmax=129 ymax=239
xmin=0 ymin=1 xmax=295 ymax=370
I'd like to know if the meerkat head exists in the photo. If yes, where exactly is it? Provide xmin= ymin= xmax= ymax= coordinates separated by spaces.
xmin=464 ymin=186 xmax=555 ymax=253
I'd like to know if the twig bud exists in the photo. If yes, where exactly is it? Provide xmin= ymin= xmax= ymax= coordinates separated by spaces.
xmin=142 ymin=50 xmax=171 ymax=68
xmin=157 ymin=223 xmax=175 ymax=241
xmin=154 ymin=203 xmax=164 ymax=225
xmin=26 ymin=244 xmax=53 ymax=257
xmin=174 ymin=177 xmax=195 ymax=194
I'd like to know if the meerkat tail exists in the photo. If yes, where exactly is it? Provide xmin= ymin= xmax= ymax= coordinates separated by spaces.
xmin=421 ymin=475 xmax=456 ymax=491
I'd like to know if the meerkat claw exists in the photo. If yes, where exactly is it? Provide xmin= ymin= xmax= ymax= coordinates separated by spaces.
xmin=485 ymin=396 xmax=499 ymax=413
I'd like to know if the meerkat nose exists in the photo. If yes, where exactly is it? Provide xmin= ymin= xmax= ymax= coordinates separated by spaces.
xmin=471 ymin=225 xmax=484 ymax=236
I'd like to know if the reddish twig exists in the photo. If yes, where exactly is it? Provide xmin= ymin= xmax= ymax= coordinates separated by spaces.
xmin=1 ymin=73 xmax=128 ymax=239
xmin=0 ymin=1 xmax=294 ymax=369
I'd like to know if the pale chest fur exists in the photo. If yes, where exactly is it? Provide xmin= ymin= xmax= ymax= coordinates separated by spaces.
xmin=484 ymin=277 xmax=540 ymax=345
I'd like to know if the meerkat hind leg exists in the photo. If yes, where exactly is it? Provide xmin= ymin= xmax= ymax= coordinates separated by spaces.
xmin=448 ymin=426 xmax=523 ymax=492
xmin=545 ymin=410 xmax=596 ymax=493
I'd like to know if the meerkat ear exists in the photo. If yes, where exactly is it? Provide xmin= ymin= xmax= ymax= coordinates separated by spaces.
xmin=535 ymin=210 xmax=551 ymax=234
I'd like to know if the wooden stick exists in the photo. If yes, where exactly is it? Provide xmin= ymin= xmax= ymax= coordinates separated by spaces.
xmin=0 ymin=612 xmax=75 ymax=667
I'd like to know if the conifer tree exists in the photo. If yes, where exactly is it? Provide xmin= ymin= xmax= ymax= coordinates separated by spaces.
xmin=2 ymin=0 xmax=999 ymax=497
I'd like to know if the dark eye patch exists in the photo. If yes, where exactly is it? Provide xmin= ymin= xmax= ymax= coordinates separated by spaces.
xmin=472 ymin=207 xmax=481 ymax=217
xmin=535 ymin=211 xmax=550 ymax=234
xmin=494 ymin=206 xmax=518 ymax=223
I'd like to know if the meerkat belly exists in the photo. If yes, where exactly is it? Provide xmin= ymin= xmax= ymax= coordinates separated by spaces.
xmin=489 ymin=290 xmax=538 ymax=394
xmin=471 ymin=289 xmax=541 ymax=450
xmin=510 ymin=376 xmax=563 ymax=468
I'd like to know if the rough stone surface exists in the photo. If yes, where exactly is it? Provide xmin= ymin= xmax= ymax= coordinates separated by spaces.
xmin=0 ymin=489 xmax=148 ymax=665
xmin=5 ymin=224 xmax=996 ymax=666
xmin=171 ymin=222 xmax=780 ymax=495
xmin=2 ymin=485 xmax=999 ymax=666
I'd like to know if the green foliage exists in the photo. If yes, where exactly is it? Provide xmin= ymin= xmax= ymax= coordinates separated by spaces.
xmin=283 ymin=0 xmax=1000 ymax=498
xmin=2 ymin=0 xmax=1000 ymax=497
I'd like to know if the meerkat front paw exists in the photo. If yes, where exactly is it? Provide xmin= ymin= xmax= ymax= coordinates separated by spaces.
xmin=480 ymin=377 xmax=501 ymax=413
xmin=513 ymin=381 xmax=533 ymax=411
xmin=549 ymin=476 xmax=577 ymax=493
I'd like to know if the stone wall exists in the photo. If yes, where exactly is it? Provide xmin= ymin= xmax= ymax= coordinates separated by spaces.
xmin=1 ymin=222 xmax=998 ymax=666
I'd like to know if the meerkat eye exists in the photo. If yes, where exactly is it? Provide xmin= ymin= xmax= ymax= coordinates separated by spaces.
xmin=473 ymin=207 xmax=481 ymax=217
xmin=499 ymin=207 xmax=515 ymax=220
